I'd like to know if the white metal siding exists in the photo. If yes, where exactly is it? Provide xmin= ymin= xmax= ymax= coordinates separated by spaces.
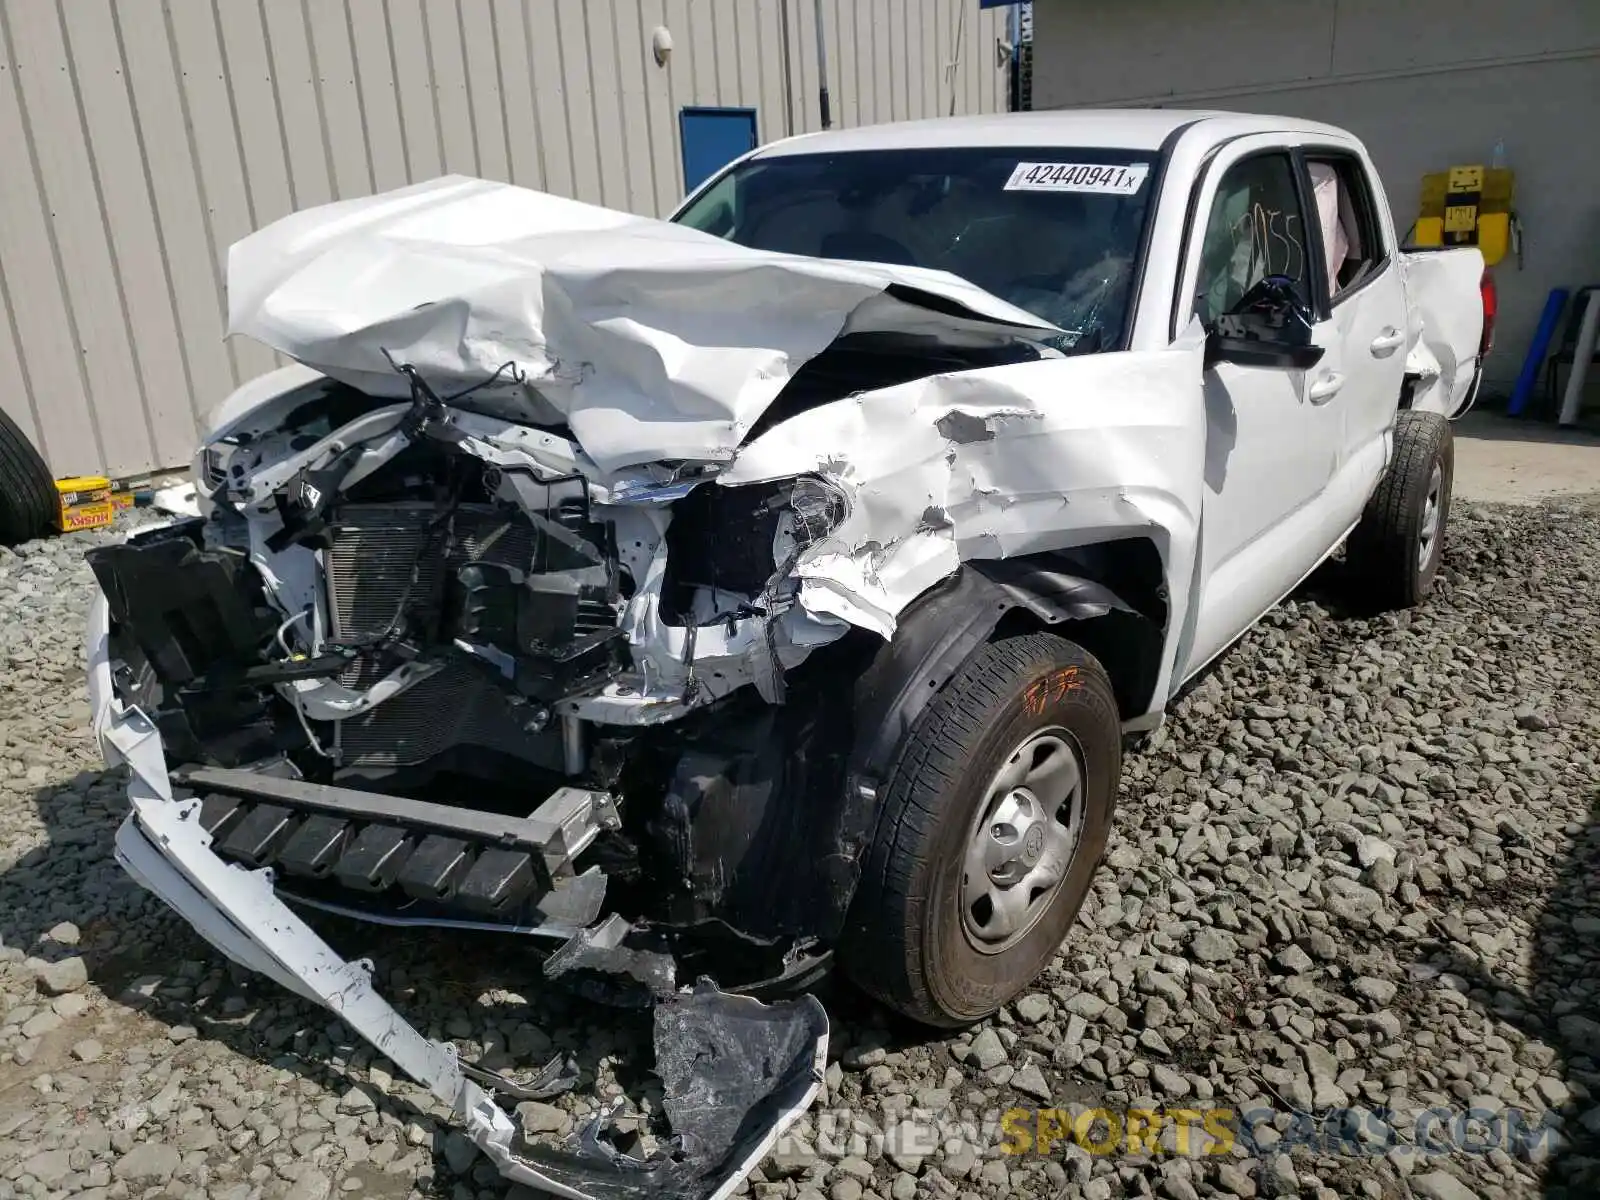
xmin=1032 ymin=0 xmax=1600 ymax=390
xmin=0 ymin=0 xmax=1009 ymax=478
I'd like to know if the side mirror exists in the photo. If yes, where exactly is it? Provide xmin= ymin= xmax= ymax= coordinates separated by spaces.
xmin=1204 ymin=274 xmax=1325 ymax=371
xmin=1206 ymin=333 xmax=1326 ymax=371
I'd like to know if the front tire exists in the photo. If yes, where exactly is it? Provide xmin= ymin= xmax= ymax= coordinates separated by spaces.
xmin=840 ymin=633 xmax=1121 ymax=1027
xmin=1348 ymin=409 xmax=1454 ymax=610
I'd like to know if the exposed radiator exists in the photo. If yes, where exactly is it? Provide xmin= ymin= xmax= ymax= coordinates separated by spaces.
xmin=326 ymin=503 xmax=537 ymax=645
xmin=315 ymin=501 xmax=621 ymax=771
xmin=333 ymin=661 xmax=539 ymax=768
xmin=322 ymin=503 xmax=543 ymax=769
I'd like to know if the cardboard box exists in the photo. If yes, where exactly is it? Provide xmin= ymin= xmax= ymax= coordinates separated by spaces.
xmin=60 ymin=500 xmax=117 ymax=532
xmin=56 ymin=476 xmax=116 ymax=533
xmin=56 ymin=475 xmax=112 ymax=507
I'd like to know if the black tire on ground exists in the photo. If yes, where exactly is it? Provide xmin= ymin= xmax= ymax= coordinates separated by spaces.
xmin=0 ymin=406 xmax=56 ymax=546
xmin=840 ymin=633 xmax=1121 ymax=1027
xmin=1347 ymin=409 xmax=1454 ymax=610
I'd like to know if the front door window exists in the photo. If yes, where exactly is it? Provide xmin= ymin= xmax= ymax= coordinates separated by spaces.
xmin=1194 ymin=153 xmax=1313 ymax=329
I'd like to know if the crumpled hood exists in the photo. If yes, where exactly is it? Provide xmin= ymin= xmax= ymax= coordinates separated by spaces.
xmin=227 ymin=175 xmax=1060 ymax=473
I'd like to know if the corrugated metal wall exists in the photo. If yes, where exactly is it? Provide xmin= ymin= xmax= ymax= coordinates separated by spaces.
xmin=0 ymin=0 xmax=1009 ymax=479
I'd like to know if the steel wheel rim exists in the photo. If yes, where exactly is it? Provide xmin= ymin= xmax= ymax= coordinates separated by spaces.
xmin=960 ymin=725 xmax=1086 ymax=955
xmin=1418 ymin=461 xmax=1443 ymax=573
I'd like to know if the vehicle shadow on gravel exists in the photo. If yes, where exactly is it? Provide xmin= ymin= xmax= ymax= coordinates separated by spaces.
xmin=1289 ymin=552 xmax=1398 ymax=622
xmin=1413 ymin=796 xmax=1599 ymax=1199
xmin=1 ymin=770 xmax=654 ymax=1197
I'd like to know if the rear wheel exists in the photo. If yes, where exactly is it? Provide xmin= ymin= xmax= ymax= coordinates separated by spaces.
xmin=840 ymin=633 xmax=1121 ymax=1027
xmin=1347 ymin=409 xmax=1453 ymax=610
xmin=0 ymin=407 xmax=55 ymax=546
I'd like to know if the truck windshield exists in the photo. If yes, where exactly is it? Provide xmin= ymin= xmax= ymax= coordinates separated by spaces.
xmin=674 ymin=146 xmax=1159 ymax=353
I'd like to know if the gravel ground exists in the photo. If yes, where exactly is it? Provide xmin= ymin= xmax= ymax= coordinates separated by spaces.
xmin=1 ymin=498 xmax=1597 ymax=1200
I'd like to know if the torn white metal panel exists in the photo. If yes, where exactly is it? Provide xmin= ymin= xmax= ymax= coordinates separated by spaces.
xmin=226 ymin=176 xmax=1059 ymax=474
xmin=85 ymin=588 xmax=122 ymax=766
xmin=1400 ymin=248 xmax=1485 ymax=417
xmin=795 ymin=531 xmax=961 ymax=641
xmin=112 ymin=784 xmax=579 ymax=1200
xmin=722 ymin=329 xmax=1208 ymax=709
xmin=91 ymin=607 xmax=476 ymax=1113
xmin=92 ymin=612 xmax=451 ymax=1079
xmin=106 ymin=721 xmax=467 ymax=1101
xmin=150 ymin=485 xmax=201 ymax=518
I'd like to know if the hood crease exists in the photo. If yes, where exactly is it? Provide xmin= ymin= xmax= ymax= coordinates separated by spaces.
xmin=227 ymin=175 xmax=1061 ymax=473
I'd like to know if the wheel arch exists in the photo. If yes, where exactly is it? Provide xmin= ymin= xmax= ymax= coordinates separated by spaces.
xmin=836 ymin=606 xmax=1127 ymax=1023
xmin=850 ymin=539 xmax=1166 ymax=781
xmin=815 ymin=539 xmax=1164 ymax=941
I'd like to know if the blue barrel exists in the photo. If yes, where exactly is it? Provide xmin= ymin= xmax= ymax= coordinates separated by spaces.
xmin=1507 ymin=288 xmax=1568 ymax=416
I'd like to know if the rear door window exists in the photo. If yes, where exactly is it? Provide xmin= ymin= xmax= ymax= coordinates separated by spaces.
xmin=1304 ymin=154 xmax=1388 ymax=302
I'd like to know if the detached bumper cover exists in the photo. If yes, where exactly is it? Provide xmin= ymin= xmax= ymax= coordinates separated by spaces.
xmin=92 ymin=594 xmax=828 ymax=1200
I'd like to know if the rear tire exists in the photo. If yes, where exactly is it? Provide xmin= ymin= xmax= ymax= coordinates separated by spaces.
xmin=1347 ymin=409 xmax=1453 ymax=610
xmin=0 ymin=407 xmax=56 ymax=546
xmin=839 ymin=633 xmax=1121 ymax=1027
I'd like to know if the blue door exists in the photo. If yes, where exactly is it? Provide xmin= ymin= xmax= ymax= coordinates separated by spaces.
xmin=680 ymin=107 xmax=758 ymax=194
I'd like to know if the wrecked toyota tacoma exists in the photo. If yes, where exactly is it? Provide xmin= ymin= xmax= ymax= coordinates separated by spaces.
xmin=85 ymin=111 xmax=1488 ymax=1197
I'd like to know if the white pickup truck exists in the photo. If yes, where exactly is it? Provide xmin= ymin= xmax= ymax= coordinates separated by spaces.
xmin=86 ymin=110 xmax=1487 ymax=1197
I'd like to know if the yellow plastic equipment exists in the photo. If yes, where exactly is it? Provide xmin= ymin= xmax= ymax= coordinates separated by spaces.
xmin=1414 ymin=164 xmax=1515 ymax=266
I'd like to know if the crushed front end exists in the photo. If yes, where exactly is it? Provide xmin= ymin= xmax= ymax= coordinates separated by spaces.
xmin=87 ymin=360 xmax=876 ymax=948
xmin=86 ymin=376 xmax=853 ymax=1195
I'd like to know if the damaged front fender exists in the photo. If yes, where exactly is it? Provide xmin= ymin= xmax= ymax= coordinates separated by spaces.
xmin=721 ymin=327 xmax=1209 ymax=710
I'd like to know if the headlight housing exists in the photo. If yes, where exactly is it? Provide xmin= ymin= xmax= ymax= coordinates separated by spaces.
xmin=786 ymin=476 xmax=850 ymax=547
xmin=662 ymin=473 xmax=854 ymax=617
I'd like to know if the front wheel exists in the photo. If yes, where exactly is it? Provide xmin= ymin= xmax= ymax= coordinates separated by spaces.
xmin=839 ymin=633 xmax=1121 ymax=1027
xmin=1347 ymin=409 xmax=1454 ymax=609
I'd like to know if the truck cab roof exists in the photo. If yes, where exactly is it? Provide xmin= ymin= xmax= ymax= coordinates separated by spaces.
xmin=752 ymin=108 xmax=1358 ymax=157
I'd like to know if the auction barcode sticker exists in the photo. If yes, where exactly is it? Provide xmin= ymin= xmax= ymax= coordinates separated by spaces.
xmin=1004 ymin=162 xmax=1149 ymax=195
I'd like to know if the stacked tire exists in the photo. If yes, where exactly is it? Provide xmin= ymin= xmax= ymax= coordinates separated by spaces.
xmin=0 ymin=407 xmax=56 ymax=546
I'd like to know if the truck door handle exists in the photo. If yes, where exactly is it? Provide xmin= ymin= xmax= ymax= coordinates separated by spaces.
xmin=1308 ymin=372 xmax=1345 ymax=404
xmin=1369 ymin=327 xmax=1405 ymax=357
